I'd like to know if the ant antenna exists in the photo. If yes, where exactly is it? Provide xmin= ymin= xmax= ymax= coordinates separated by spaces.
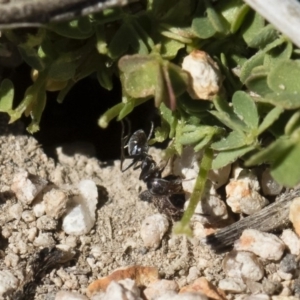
xmin=147 ymin=121 xmax=154 ymax=141
xmin=120 ymin=119 xmax=131 ymax=171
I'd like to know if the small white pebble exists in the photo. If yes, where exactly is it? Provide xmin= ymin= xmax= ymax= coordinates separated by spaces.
xmin=182 ymin=50 xmax=222 ymax=100
xmin=11 ymin=171 xmax=48 ymax=205
xmin=0 ymin=270 xmax=19 ymax=297
xmin=62 ymin=180 xmax=98 ymax=235
xmin=144 ymin=280 xmax=178 ymax=300
xmin=33 ymin=233 xmax=56 ymax=247
xmin=289 ymin=197 xmax=300 ymax=236
xmin=140 ymin=214 xmax=169 ymax=249
xmin=281 ymin=229 xmax=300 ymax=255
xmin=226 ymin=172 xmax=269 ymax=215
xmin=55 ymin=290 xmax=88 ymax=300
xmin=223 ymin=250 xmax=264 ymax=281
xmin=234 ymin=229 xmax=285 ymax=260
xmin=261 ymin=169 xmax=282 ymax=196
xmin=33 ymin=201 xmax=45 ymax=217
xmin=21 ymin=210 xmax=36 ymax=223
xmin=218 ymin=277 xmax=247 ymax=293
xmin=186 ymin=266 xmax=199 ymax=283
xmin=9 ymin=203 xmax=23 ymax=220
xmin=157 ymin=293 xmax=208 ymax=300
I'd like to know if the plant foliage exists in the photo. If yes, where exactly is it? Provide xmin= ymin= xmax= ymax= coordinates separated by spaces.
xmin=1 ymin=0 xmax=300 ymax=187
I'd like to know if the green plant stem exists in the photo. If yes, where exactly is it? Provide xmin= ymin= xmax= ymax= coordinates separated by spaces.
xmin=173 ymin=147 xmax=213 ymax=236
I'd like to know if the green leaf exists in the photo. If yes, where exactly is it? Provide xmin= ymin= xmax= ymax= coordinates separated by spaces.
xmin=57 ymin=81 xmax=75 ymax=104
xmin=271 ymin=141 xmax=300 ymax=187
xmin=247 ymin=24 xmax=278 ymax=49
xmin=232 ymin=91 xmax=259 ymax=129
xmin=263 ymin=92 xmax=300 ymax=110
xmin=285 ymin=111 xmax=300 ymax=135
xmin=27 ymin=89 xmax=47 ymax=134
xmin=211 ymin=95 xmax=247 ymax=132
xmin=268 ymin=60 xmax=300 ymax=93
xmin=258 ymin=106 xmax=283 ymax=134
xmin=264 ymin=41 xmax=293 ymax=69
xmin=49 ymin=18 xmax=94 ymax=39
xmin=48 ymin=55 xmax=78 ymax=81
xmin=18 ymin=45 xmax=45 ymax=71
xmin=230 ymin=4 xmax=250 ymax=34
xmin=0 ymin=79 xmax=14 ymax=112
xmin=245 ymin=73 xmax=272 ymax=96
xmin=245 ymin=137 xmax=294 ymax=166
xmin=119 ymin=55 xmax=159 ymax=98
xmin=240 ymin=50 xmax=265 ymax=83
xmin=205 ymin=0 xmax=230 ymax=34
xmin=212 ymin=145 xmax=255 ymax=169
xmin=211 ymin=130 xmax=245 ymax=150
xmin=161 ymin=38 xmax=184 ymax=59
xmin=241 ymin=11 xmax=265 ymax=46
xmin=97 ymin=68 xmax=113 ymax=91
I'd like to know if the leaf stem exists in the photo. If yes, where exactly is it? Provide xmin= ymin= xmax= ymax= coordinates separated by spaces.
xmin=173 ymin=147 xmax=213 ymax=236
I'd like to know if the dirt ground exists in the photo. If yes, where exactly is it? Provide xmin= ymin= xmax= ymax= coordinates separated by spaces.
xmin=0 ymin=133 xmax=226 ymax=299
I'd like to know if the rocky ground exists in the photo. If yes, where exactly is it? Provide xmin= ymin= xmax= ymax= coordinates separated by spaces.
xmin=0 ymin=131 xmax=299 ymax=300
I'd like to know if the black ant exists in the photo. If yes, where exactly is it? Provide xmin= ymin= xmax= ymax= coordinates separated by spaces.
xmin=120 ymin=121 xmax=185 ymax=220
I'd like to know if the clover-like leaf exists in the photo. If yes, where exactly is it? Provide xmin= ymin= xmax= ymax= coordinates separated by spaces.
xmin=247 ymin=24 xmax=278 ymax=49
xmin=268 ymin=60 xmax=300 ymax=93
xmin=263 ymin=92 xmax=300 ymax=110
xmin=232 ymin=91 xmax=259 ymax=130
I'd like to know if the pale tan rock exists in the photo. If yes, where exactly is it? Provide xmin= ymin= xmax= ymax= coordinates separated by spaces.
xmin=182 ymin=50 xmax=223 ymax=100
xmin=144 ymin=279 xmax=179 ymax=300
xmin=180 ymin=277 xmax=227 ymax=300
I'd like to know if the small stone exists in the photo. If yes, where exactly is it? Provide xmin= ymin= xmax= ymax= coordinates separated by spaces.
xmin=44 ymin=188 xmax=69 ymax=219
xmin=33 ymin=232 xmax=56 ymax=247
xmin=226 ymin=171 xmax=269 ymax=215
xmin=289 ymin=197 xmax=300 ymax=236
xmin=186 ymin=266 xmax=199 ymax=284
xmin=218 ymin=278 xmax=246 ymax=293
xmin=180 ymin=277 xmax=227 ymax=300
xmin=279 ymin=253 xmax=298 ymax=274
xmin=55 ymin=244 xmax=76 ymax=263
xmin=9 ymin=203 xmax=23 ymax=220
xmin=234 ymin=229 xmax=285 ymax=260
xmin=261 ymin=169 xmax=282 ymax=196
xmin=280 ymin=229 xmax=300 ymax=255
xmin=27 ymin=227 xmax=38 ymax=242
xmin=55 ymin=291 xmax=88 ymax=300
xmin=87 ymin=266 xmax=159 ymax=297
xmin=140 ymin=214 xmax=169 ymax=249
xmin=245 ymin=280 xmax=263 ymax=294
xmin=182 ymin=50 xmax=223 ymax=100
xmin=33 ymin=201 xmax=45 ymax=217
xmin=21 ymin=210 xmax=36 ymax=223
xmin=188 ymin=184 xmax=228 ymax=224
xmin=208 ymin=164 xmax=231 ymax=189
xmin=36 ymin=215 xmax=58 ymax=230
xmin=11 ymin=171 xmax=48 ymax=205
xmin=262 ymin=278 xmax=282 ymax=295
xmin=277 ymin=270 xmax=292 ymax=281
xmin=144 ymin=280 xmax=179 ymax=300
xmin=96 ymin=279 xmax=141 ymax=300
xmin=0 ymin=270 xmax=19 ymax=297
xmin=223 ymin=250 xmax=264 ymax=281
xmin=157 ymin=293 xmax=208 ymax=300
xmin=4 ymin=253 xmax=19 ymax=268
xmin=244 ymin=294 xmax=270 ymax=300
xmin=62 ymin=180 xmax=98 ymax=235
